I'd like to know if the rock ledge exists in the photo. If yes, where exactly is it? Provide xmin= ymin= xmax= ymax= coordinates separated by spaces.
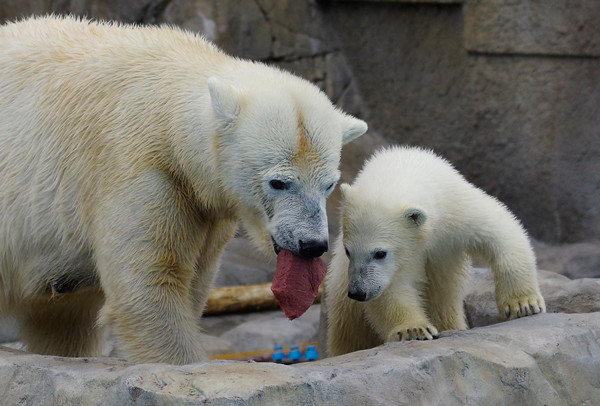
xmin=1 ymin=312 xmax=599 ymax=405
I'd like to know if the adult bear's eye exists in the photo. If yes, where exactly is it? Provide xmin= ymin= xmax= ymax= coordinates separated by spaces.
xmin=269 ymin=179 xmax=287 ymax=190
xmin=373 ymin=250 xmax=387 ymax=260
xmin=326 ymin=182 xmax=335 ymax=191
xmin=344 ymin=247 xmax=350 ymax=257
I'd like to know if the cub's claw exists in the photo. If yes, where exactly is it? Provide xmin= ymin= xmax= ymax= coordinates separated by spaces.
xmin=500 ymin=293 xmax=546 ymax=320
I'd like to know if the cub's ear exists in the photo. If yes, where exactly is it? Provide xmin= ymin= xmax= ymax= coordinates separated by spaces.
xmin=404 ymin=208 xmax=427 ymax=227
xmin=207 ymin=77 xmax=242 ymax=126
xmin=340 ymin=114 xmax=368 ymax=145
xmin=339 ymin=183 xmax=353 ymax=200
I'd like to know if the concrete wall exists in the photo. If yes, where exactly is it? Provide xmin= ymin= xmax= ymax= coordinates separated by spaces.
xmin=327 ymin=0 xmax=600 ymax=243
xmin=1 ymin=0 xmax=598 ymax=243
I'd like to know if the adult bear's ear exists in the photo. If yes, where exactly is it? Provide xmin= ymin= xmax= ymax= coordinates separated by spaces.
xmin=207 ymin=77 xmax=242 ymax=127
xmin=404 ymin=208 xmax=427 ymax=227
xmin=340 ymin=114 xmax=368 ymax=145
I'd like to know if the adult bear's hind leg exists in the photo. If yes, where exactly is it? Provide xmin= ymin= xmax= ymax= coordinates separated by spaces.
xmin=19 ymin=287 xmax=105 ymax=357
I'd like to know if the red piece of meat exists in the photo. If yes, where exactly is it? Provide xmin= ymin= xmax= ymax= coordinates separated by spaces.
xmin=271 ymin=249 xmax=327 ymax=320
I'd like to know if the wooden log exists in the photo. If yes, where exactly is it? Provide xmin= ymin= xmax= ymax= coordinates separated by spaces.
xmin=203 ymin=282 xmax=323 ymax=316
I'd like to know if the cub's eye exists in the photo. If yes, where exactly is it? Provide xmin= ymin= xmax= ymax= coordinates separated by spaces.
xmin=326 ymin=182 xmax=335 ymax=191
xmin=373 ymin=250 xmax=387 ymax=260
xmin=269 ymin=180 xmax=287 ymax=190
xmin=344 ymin=247 xmax=350 ymax=257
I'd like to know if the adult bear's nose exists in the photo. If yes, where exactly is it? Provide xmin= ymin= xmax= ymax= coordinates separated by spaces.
xmin=298 ymin=239 xmax=328 ymax=258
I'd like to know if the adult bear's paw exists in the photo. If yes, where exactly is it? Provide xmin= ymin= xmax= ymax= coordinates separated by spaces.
xmin=386 ymin=323 xmax=439 ymax=342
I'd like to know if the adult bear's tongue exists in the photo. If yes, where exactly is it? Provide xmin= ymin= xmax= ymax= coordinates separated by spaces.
xmin=271 ymin=249 xmax=327 ymax=320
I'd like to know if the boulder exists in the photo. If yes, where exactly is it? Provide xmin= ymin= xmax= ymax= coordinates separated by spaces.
xmin=465 ymin=268 xmax=600 ymax=328
xmin=534 ymin=240 xmax=600 ymax=279
xmin=1 ymin=312 xmax=599 ymax=405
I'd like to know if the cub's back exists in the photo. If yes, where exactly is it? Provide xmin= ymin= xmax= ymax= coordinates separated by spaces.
xmin=352 ymin=146 xmax=467 ymax=205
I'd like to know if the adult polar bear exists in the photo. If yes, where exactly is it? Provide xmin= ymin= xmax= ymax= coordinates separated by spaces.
xmin=0 ymin=16 xmax=366 ymax=364
xmin=326 ymin=146 xmax=545 ymax=356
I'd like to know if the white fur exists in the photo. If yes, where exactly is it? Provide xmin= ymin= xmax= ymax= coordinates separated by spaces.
xmin=326 ymin=146 xmax=545 ymax=356
xmin=0 ymin=15 xmax=366 ymax=364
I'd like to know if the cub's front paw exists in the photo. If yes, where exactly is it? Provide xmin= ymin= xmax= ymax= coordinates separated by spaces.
xmin=386 ymin=323 xmax=439 ymax=342
xmin=498 ymin=292 xmax=546 ymax=320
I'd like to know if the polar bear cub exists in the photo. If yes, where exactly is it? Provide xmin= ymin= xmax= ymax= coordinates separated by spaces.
xmin=326 ymin=146 xmax=545 ymax=356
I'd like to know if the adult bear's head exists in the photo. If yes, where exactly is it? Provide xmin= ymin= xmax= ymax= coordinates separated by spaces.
xmin=206 ymin=70 xmax=367 ymax=260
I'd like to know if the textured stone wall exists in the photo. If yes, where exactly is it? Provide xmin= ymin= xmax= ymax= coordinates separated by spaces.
xmin=0 ymin=0 xmax=365 ymax=115
xmin=1 ymin=0 xmax=598 ymax=243
xmin=327 ymin=0 xmax=600 ymax=243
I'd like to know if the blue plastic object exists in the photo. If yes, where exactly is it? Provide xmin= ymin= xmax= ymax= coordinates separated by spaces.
xmin=304 ymin=345 xmax=319 ymax=361
xmin=288 ymin=346 xmax=302 ymax=362
xmin=272 ymin=346 xmax=285 ymax=363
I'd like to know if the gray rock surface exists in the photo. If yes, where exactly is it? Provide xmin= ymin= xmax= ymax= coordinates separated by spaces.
xmin=534 ymin=240 xmax=600 ymax=279
xmin=465 ymin=269 xmax=600 ymax=328
xmin=1 ymin=312 xmax=599 ymax=405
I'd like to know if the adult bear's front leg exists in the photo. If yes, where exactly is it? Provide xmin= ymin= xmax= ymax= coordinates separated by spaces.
xmin=99 ymin=277 xmax=207 ymax=364
xmin=93 ymin=173 xmax=210 ymax=364
xmin=95 ymin=229 xmax=208 ymax=364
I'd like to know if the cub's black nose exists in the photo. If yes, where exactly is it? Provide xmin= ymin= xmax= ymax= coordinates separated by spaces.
xmin=348 ymin=289 xmax=367 ymax=302
xmin=298 ymin=239 xmax=328 ymax=258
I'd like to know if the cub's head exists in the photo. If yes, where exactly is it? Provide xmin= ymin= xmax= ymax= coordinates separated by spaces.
xmin=207 ymin=74 xmax=367 ymax=258
xmin=339 ymin=184 xmax=428 ymax=301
